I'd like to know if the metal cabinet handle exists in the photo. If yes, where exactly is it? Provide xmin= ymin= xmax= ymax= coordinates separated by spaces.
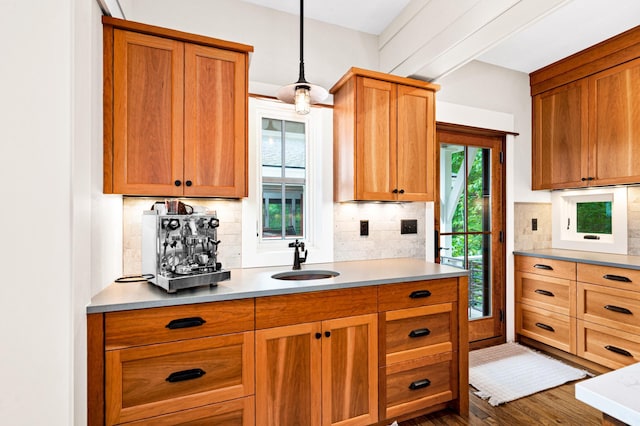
xmin=409 ymin=378 xmax=431 ymax=390
xmin=535 ymin=322 xmax=555 ymax=332
xmin=533 ymin=264 xmax=553 ymax=270
xmin=409 ymin=290 xmax=432 ymax=299
xmin=165 ymin=317 xmax=206 ymax=329
xmin=604 ymin=305 xmax=633 ymax=315
xmin=165 ymin=368 xmax=206 ymax=383
xmin=605 ymin=345 xmax=633 ymax=357
xmin=534 ymin=289 xmax=555 ymax=297
xmin=409 ymin=328 xmax=431 ymax=338
xmin=603 ymin=274 xmax=632 ymax=283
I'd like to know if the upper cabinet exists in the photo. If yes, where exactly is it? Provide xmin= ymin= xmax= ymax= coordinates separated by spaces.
xmin=102 ymin=17 xmax=253 ymax=197
xmin=331 ymin=68 xmax=439 ymax=202
xmin=530 ymin=25 xmax=640 ymax=190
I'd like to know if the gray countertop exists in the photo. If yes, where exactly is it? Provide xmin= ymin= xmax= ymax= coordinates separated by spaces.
xmin=87 ymin=258 xmax=468 ymax=314
xmin=513 ymin=248 xmax=640 ymax=270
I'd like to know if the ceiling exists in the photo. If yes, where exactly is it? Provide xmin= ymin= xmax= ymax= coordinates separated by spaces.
xmin=242 ymin=0 xmax=640 ymax=75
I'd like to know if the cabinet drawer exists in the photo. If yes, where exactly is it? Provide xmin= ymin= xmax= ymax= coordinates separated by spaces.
xmin=106 ymin=332 xmax=254 ymax=425
xmin=515 ymin=256 xmax=576 ymax=280
xmin=577 ymin=320 xmax=640 ymax=369
xmin=516 ymin=303 xmax=575 ymax=354
xmin=105 ymin=299 xmax=254 ymax=350
xmin=577 ymin=263 xmax=640 ymax=291
xmin=383 ymin=304 xmax=455 ymax=365
xmin=383 ymin=352 xmax=454 ymax=420
xmin=255 ymin=286 xmax=377 ymax=329
xmin=122 ymin=396 xmax=254 ymax=425
xmin=378 ymin=279 xmax=457 ymax=312
xmin=578 ymin=282 xmax=640 ymax=334
xmin=516 ymin=271 xmax=575 ymax=316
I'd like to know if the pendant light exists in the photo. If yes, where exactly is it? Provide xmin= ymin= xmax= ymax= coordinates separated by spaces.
xmin=276 ymin=0 xmax=328 ymax=114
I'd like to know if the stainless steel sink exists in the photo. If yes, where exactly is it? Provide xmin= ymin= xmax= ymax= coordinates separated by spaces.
xmin=271 ymin=270 xmax=340 ymax=281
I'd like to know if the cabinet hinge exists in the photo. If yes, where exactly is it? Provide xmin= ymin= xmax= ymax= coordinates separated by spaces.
xmin=499 ymin=151 xmax=504 ymax=164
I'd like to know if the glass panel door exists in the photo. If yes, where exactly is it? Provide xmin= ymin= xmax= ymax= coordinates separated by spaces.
xmin=437 ymin=129 xmax=505 ymax=344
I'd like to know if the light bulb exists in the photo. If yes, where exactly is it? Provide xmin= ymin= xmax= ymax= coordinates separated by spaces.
xmin=294 ymin=86 xmax=310 ymax=115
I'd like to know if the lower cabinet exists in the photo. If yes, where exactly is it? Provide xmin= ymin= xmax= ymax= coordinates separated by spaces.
xmin=255 ymin=313 xmax=378 ymax=426
xmin=89 ymin=278 xmax=468 ymax=425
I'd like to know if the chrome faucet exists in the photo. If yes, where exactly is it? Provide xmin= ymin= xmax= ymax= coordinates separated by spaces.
xmin=288 ymin=239 xmax=307 ymax=270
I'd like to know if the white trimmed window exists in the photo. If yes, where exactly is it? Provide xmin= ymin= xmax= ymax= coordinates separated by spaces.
xmin=242 ymin=98 xmax=333 ymax=267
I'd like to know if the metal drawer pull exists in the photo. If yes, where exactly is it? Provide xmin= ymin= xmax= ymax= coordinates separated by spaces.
xmin=409 ymin=328 xmax=431 ymax=338
xmin=603 ymin=274 xmax=632 ymax=283
xmin=166 ymin=317 xmax=207 ymax=329
xmin=165 ymin=368 xmax=206 ymax=383
xmin=604 ymin=305 xmax=633 ymax=315
xmin=605 ymin=345 xmax=633 ymax=357
xmin=535 ymin=322 xmax=555 ymax=332
xmin=409 ymin=378 xmax=431 ymax=390
xmin=534 ymin=289 xmax=555 ymax=297
xmin=409 ymin=290 xmax=432 ymax=299
xmin=533 ymin=264 xmax=553 ymax=270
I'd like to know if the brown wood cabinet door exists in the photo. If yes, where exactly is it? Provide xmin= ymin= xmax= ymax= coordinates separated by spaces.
xmin=396 ymin=85 xmax=435 ymax=201
xmin=184 ymin=44 xmax=247 ymax=197
xmin=588 ymin=57 xmax=640 ymax=186
xmin=532 ymin=79 xmax=588 ymax=189
xmin=321 ymin=314 xmax=378 ymax=426
xmin=112 ymin=30 xmax=184 ymax=196
xmin=356 ymin=77 xmax=397 ymax=200
xmin=256 ymin=323 xmax=322 ymax=426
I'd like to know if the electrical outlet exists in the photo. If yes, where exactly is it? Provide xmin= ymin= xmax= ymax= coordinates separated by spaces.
xmin=401 ymin=219 xmax=418 ymax=234
xmin=532 ymin=218 xmax=538 ymax=231
xmin=360 ymin=220 xmax=369 ymax=236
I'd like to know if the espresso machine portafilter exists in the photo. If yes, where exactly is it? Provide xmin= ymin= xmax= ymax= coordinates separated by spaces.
xmin=142 ymin=210 xmax=230 ymax=293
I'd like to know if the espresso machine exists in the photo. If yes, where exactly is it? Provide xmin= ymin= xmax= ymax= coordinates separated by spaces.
xmin=142 ymin=210 xmax=230 ymax=293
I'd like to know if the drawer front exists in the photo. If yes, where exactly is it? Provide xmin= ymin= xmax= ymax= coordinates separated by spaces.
xmin=383 ymin=352 xmax=454 ymax=420
xmin=578 ymin=320 xmax=640 ymax=369
xmin=515 ymin=256 xmax=575 ymax=280
xmin=255 ymin=286 xmax=377 ymax=329
xmin=105 ymin=299 xmax=255 ymax=350
xmin=378 ymin=279 xmax=458 ymax=312
xmin=122 ymin=396 xmax=255 ymax=425
xmin=516 ymin=303 xmax=575 ymax=354
xmin=516 ymin=271 xmax=574 ymax=316
xmin=578 ymin=282 xmax=640 ymax=334
xmin=384 ymin=304 xmax=455 ymax=365
xmin=106 ymin=332 xmax=254 ymax=425
xmin=577 ymin=263 xmax=640 ymax=291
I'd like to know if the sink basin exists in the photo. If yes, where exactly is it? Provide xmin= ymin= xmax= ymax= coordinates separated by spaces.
xmin=271 ymin=270 xmax=340 ymax=281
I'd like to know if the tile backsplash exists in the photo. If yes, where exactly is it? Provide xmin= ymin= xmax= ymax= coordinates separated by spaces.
xmin=513 ymin=202 xmax=552 ymax=251
xmin=122 ymin=198 xmax=427 ymax=275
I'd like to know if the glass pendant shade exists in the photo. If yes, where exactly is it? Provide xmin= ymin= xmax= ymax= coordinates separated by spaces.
xmin=294 ymin=86 xmax=311 ymax=115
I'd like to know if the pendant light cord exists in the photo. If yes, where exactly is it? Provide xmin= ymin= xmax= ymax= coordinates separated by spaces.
xmin=297 ymin=0 xmax=308 ymax=85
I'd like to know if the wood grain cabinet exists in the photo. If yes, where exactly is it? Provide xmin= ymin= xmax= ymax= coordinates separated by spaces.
xmin=378 ymin=278 xmax=468 ymax=423
xmin=530 ymin=26 xmax=640 ymax=190
xmin=514 ymin=256 xmax=577 ymax=354
xmin=255 ymin=288 xmax=379 ymax=426
xmin=577 ymin=263 xmax=640 ymax=369
xmin=102 ymin=17 xmax=252 ymax=197
xmin=88 ymin=299 xmax=255 ymax=426
xmin=331 ymin=68 xmax=439 ymax=202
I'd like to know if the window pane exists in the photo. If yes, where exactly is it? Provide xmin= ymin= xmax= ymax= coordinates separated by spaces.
xmin=467 ymin=148 xmax=491 ymax=232
xmin=285 ymin=121 xmax=305 ymax=178
xmin=262 ymin=118 xmax=282 ymax=177
xmin=468 ymin=234 xmax=491 ymax=319
xmin=262 ymin=183 xmax=283 ymax=239
xmin=285 ymin=185 xmax=304 ymax=237
xmin=577 ymin=201 xmax=612 ymax=234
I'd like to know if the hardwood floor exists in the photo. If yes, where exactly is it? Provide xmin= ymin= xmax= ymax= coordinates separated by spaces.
xmin=400 ymin=381 xmax=602 ymax=425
